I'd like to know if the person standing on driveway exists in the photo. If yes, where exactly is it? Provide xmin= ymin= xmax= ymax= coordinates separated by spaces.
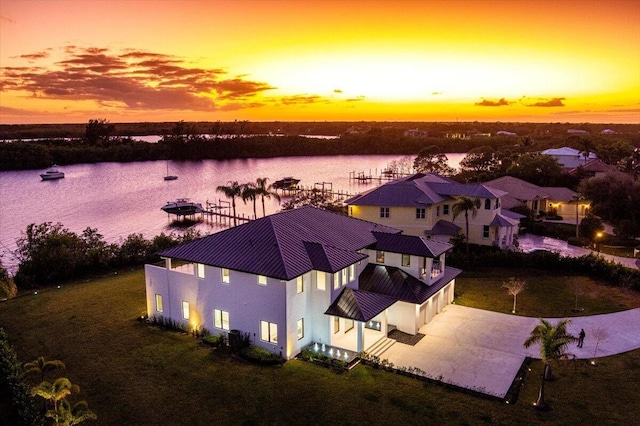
xmin=578 ymin=329 xmax=586 ymax=348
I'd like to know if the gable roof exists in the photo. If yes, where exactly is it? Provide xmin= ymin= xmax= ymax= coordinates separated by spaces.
xmin=159 ymin=206 xmax=400 ymax=280
xmin=427 ymin=220 xmax=461 ymax=236
xmin=373 ymin=231 xmax=453 ymax=258
xmin=569 ymin=159 xmax=613 ymax=174
xmin=485 ymin=176 xmax=576 ymax=203
xmin=346 ymin=173 xmax=505 ymax=208
xmin=542 ymin=147 xmax=596 ymax=159
xmin=324 ymin=288 xmax=397 ymax=322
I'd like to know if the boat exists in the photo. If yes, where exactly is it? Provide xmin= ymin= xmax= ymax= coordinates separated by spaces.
xmin=164 ymin=162 xmax=178 ymax=181
xmin=40 ymin=165 xmax=65 ymax=180
xmin=272 ymin=177 xmax=300 ymax=190
xmin=161 ymin=198 xmax=203 ymax=216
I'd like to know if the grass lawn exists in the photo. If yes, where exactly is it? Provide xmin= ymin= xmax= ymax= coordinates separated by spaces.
xmin=1 ymin=268 xmax=639 ymax=425
xmin=455 ymin=267 xmax=640 ymax=317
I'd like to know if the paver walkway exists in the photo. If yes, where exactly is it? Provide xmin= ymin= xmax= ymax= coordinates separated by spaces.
xmin=382 ymin=305 xmax=640 ymax=398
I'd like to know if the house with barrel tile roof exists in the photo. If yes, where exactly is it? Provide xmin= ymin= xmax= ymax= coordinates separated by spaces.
xmin=145 ymin=206 xmax=460 ymax=360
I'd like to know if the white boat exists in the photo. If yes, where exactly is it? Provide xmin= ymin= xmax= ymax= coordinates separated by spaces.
xmin=164 ymin=161 xmax=178 ymax=181
xmin=161 ymin=198 xmax=203 ymax=216
xmin=40 ymin=165 xmax=65 ymax=180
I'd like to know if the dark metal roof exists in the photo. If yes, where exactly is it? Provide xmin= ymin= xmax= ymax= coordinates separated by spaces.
xmin=373 ymin=231 xmax=453 ymax=258
xmin=489 ymin=214 xmax=519 ymax=227
xmin=303 ymin=241 xmax=367 ymax=273
xmin=427 ymin=220 xmax=461 ymax=236
xmin=324 ymin=288 xmax=397 ymax=322
xmin=346 ymin=173 xmax=505 ymax=208
xmin=359 ymin=264 xmax=461 ymax=305
xmin=158 ymin=206 xmax=400 ymax=281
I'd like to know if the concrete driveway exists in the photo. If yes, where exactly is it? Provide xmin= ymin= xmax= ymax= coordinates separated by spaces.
xmin=381 ymin=305 xmax=640 ymax=398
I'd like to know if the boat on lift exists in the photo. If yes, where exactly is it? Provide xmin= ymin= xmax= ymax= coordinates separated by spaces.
xmin=272 ymin=177 xmax=300 ymax=190
xmin=161 ymin=198 xmax=203 ymax=216
xmin=40 ymin=165 xmax=65 ymax=180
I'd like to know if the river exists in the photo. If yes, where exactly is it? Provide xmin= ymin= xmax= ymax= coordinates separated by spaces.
xmin=0 ymin=154 xmax=464 ymax=272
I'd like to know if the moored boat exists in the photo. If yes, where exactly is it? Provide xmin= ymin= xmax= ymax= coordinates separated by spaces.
xmin=161 ymin=198 xmax=203 ymax=216
xmin=40 ymin=165 xmax=65 ymax=180
xmin=272 ymin=176 xmax=300 ymax=189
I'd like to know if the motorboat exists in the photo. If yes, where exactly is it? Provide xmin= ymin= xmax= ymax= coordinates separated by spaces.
xmin=161 ymin=198 xmax=203 ymax=216
xmin=40 ymin=165 xmax=65 ymax=180
xmin=272 ymin=176 xmax=300 ymax=190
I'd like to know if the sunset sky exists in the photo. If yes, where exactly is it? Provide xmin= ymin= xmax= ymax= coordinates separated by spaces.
xmin=1 ymin=0 xmax=639 ymax=124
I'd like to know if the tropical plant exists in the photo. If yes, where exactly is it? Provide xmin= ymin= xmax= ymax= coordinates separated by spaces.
xmin=24 ymin=356 xmax=66 ymax=384
xmin=241 ymin=183 xmax=258 ymax=219
xmin=451 ymin=196 xmax=481 ymax=254
xmin=32 ymin=377 xmax=74 ymax=420
xmin=55 ymin=399 xmax=97 ymax=426
xmin=216 ymin=181 xmax=242 ymax=226
xmin=254 ymin=177 xmax=281 ymax=217
xmin=0 ymin=259 xmax=17 ymax=300
xmin=523 ymin=319 xmax=577 ymax=409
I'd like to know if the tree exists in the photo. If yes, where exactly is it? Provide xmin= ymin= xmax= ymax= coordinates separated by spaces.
xmin=413 ymin=146 xmax=454 ymax=175
xmin=452 ymin=196 xmax=481 ymax=254
xmin=24 ymin=356 xmax=66 ymax=384
xmin=241 ymin=183 xmax=258 ymax=219
xmin=579 ymin=172 xmax=640 ymax=230
xmin=578 ymin=138 xmax=595 ymax=164
xmin=216 ymin=181 xmax=242 ymax=226
xmin=578 ymin=214 xmax=604 ymax=243
xmin=590 ymin=328 xmax=609 ymax=364
xmin=457 ymin=146 xmax=501 ymax=182
xmin=280 ymin=189 xmax=347 ymax=215
xmin=506 ymin=153 xmax=564 ymax=187
xmin=502 ymin=277 xmax=525 ymax=313
xmin=523 ymin=319 xmax=577 ymax=409
xmin=254 ymin=177 xmax=281 ymax=217
xmin=0 ymin=259 xmax=17 ymax=300
xmin=32 ymin=377 xmax=96 ymax=426
xmin=84 ymin=119 xmax=114 ymax=145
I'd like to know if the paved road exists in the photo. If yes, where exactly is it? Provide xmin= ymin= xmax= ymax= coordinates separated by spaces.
xmin=383 ymin=305 xmax=640 ymax=398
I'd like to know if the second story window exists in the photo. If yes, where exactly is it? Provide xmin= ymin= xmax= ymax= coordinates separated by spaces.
xmin=436 ymin=206 xmax=440 ymax=217
xmin=443 ymin=204 xmax=449 ymax=215
xmin=416 ymin=208 xmax=425 ymax=219
xmin=380 ymin=207 xmax=390 ymax=218
xmin=258 ymin=275 xmax=267 ymax=286
xmin=221 ymin=268 xmax=230 ymax=284
xmin=485 ymin=199 xmax=491 ymax=210
xmin=297 ymin=276 xmax=304 ymax=294
xmin=402 ymin=253 xmax=410 ymax=266
xmin=376 ymin=250 xmax=385 ymax=263
xmin=483 ymin=225 xmax=490 ymax=238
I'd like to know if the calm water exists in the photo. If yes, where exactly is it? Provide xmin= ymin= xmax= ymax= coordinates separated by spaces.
xmin=0 ymin=154 xmax=464 ymax=272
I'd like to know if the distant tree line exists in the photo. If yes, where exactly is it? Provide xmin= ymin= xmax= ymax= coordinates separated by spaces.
xmin=11 ymin=222 xmax=201 ymax=290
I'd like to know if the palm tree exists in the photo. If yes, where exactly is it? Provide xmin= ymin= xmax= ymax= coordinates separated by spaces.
xmin=57 ymin=399 xmax=97 ymax=425
xmin=24 ymin=356 xmax=66 ymax=383
xmin=452 ymin=196 xmax=481 ymax=254
xmin=216 ymin=181 xmax=242 ymax=226
xmin=241 ymin=183 xmax=258 ymax=219
xmin=255 ymin=177 xmax=281 ymax=217
xmin=523 ymin=318 xmax=577 ymax=409
xmin=32 ymin=377 xmax=74 ymax=422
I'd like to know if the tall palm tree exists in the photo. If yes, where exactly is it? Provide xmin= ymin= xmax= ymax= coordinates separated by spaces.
xmin=216 ymin=181 xmax=242 ymax=226
xmin=255 ymin=177 xmax=281 ymax=217
xmin=32 ymin=377 xmax=74 ymax=422
xmin=24 ymin=356 xmax=66 ymax=383
xmin=523 ymin=318 xmax=577 ymax=409
xmin=241 ymin=183 xmax=258 ymax=219
xmin=452 ymin=196 xmax=481 ymax=254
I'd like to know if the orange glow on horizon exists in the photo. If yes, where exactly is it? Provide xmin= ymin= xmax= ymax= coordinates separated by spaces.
xmin=0 ymin=0 xmax=638 ymax=124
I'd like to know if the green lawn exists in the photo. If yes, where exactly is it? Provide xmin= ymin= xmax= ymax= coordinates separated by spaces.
xmin=1 ymin=268 xmax=639 ymax=425
xmin=455 ymin=267 xmax=640 ymax=317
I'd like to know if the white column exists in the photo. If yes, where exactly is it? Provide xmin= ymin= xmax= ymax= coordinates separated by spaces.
xmin=356 ymin=321 xmax=364 ymax=353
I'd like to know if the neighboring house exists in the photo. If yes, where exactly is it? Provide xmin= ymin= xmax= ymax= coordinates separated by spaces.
xmin=568 ymin=158 xmax=614 ymax=179
xmin=541 ymin=146 xmax=597 ymax=169
xmin=484 ymin=176 xmax=590 ymax=220
xmin=345 ymin=173 xmax=521 ymax=249
xmin=145 ymin=206 xmax=460 ymax=360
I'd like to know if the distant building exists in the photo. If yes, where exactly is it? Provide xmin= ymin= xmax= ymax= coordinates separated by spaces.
xmin=601 ymin=129 xmax=616 ymax=135
xmin=567 ymin=129 xmax=589 ymax=135
xmin=569 ymin=158 xmax=615 ymax=179
xmin=496 ymin=131 xmax=517 ymax=137
xmin=445 ymin=132 xmax=471 ymax=140
xmin=404 ymin=129 xmax=429 ymax=138
xmin=541 ymin=146 xmax=597 ymax=169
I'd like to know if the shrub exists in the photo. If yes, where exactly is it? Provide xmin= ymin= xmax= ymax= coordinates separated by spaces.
xmin=239 ymin=346 xmax=284 ymax=365
xmin=567 ymin=236 xmax=590 ymax=247
xmin=202 ymin=334 xmax=226 ymax=349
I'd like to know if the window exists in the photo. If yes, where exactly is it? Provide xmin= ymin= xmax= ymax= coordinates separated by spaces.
xmin=182 ymin=301 xmax=189 ymax=320
xmin=196 ymin=263 xmax=205 ymax=279
xmin=484 ymin=199 xmax=491 ymax=210
xmin=345 ymin=319 xmax=354 ymax=332
xmin=333 ymin=272 xmax=340 ymax=289
xmin=334 ymin=316 xmax=340 ymax=333
xmin=297 ymin=318 xmax=304 ymax=340
xmin=155 ymin=294 xmax=163 ymax=313
xmin=402 ymin=253 xmax=410 ymax=266
xmin=341 ymin=268 xmax=347 ymax=286
xmin=376 ymin=250 xmax=385 ymax=263
xmin=349 ymin=207 xmax=353 ymax=215
xmin=495 ymin=199 xmax=500 ymax=209
xmin=443 ymin=204 xmax=449 ymax=215
xmin=380 ymin=207 xmax=389 ymax=218
xmin=221 ymin=268 xmax=230 ymax=284
xmin=260 ymin=320 xmax=277 ymax=343
xmin=483 ymin=225 xmax=490 ymax=238
xmin=349 ymin=264 xmax=355 ymax=282
xmin=214 ymin=309 xmax=229 ymax=330
xmin=316 ymin=271 xmax=326 ymax=290
xmin=436 ymin=206 xmax=440 ymax=217
xmin=297 ymin=276 xmax=304 ymax=294
xmin=258 ymin=275 xmax=267 ymax=286
xmin=416 ymin=208 xmax=425 ymax=219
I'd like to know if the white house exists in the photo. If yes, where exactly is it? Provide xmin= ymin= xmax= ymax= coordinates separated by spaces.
xmin=144 ymin=206 xmax=460 ymax=360
xmin=345 ymin=173 xmax=522 ymax=250
xmin=541 ymin=147 xmax=597 ymax=169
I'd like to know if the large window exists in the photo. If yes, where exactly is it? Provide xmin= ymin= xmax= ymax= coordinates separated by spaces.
xmin=443 ymin=204 xmax=450 ymax=215
xmin=416 ymin=208 xmax=426 ymax=219
xmin=297 ymin=276 xmax=304 ymax=294
xmin=341 ymin=268 xmax=347 ymax=286
xmin=380 ymin=207 xmax=390 ymax=218
xmin=297 ymin=318 xmax=304 ymax=340
xmin=221 ymin=268 xmax=230 ymax=284
xmin=349 ymin=264 xmax=356 ymax=282
xmin=334 ymin=317 xmax=340 ymax=334
xmin=376 ymin=250 xmax=385 ymax=263
xmin=316 ymin=271 xmax=326 ymax=290
xmin=258 ymin=275 xmax=267 ymax=286
xmin=484 ymin=199 xmax=491 ymax=210
xmin=402 ymin=253 xmax=410 ymax=267
xmin=345 ymin=319 xmax=354 ymax=332
xmin=182 ymin=301 xmax=189 ymax=320
xmin=155 ymin=294 xmax=163 ymax=313
xmin=260 ymin=320 xmax=277 ymax=344
xmin=333 ymin=272 xmax=340 ymax=289
xmin=483 ymin=225 xmax=490 ymax=238
xmin=197 ymin=263 xmax=205 ymax=279
xmin=214 ymin=309 xmax=230 ymax=330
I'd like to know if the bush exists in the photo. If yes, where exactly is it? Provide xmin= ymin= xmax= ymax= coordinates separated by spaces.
xmin=202 ymin=334 xmax=226 ymax=349
xmin=239 ymin=346 xmax=284 ymax=365
xmin=567 ymin=236 xmax=590 ymax=247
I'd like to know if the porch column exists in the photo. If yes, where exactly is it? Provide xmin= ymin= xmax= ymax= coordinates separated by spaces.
xmin=356 ymin=321 xmax=364 ymax=353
